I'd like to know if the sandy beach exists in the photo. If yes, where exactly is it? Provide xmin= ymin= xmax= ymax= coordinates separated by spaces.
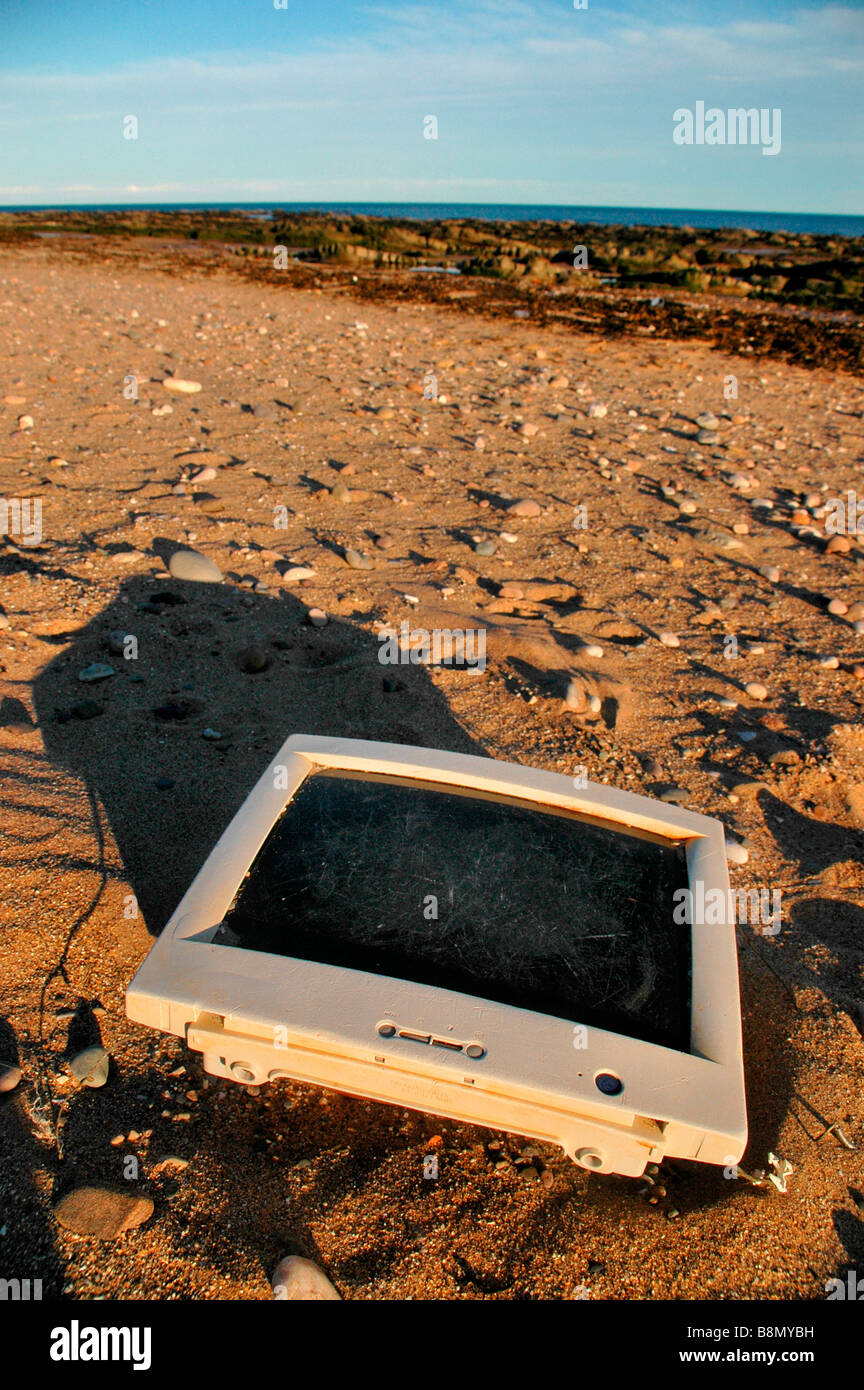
xmin=1 ymin=234 xmax=863 ymax=1301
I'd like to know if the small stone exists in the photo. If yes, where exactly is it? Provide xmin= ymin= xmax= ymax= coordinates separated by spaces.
xmin=54 ymin=1186 xmax=154 ymax=1239
xmin=202 ymin=727 xmax=222 ymax=740
xmin=725 ymin=838 xmax=749 ymax=865
xmin=162 ymin=378 xmax=202 ymax=395
xmin=498 ymin=582 xmax=524 ymax=599
xmin=827 ymin=598 xmax=848 ymax=616
xmin=344 ymin=548 xmax=372 ymax=570
xmin=330 ymin=482 xmax=352 ymax=503
xmin=0 ymin=1062 xmax=22 ymax=1093
xmin=695 ymin=412 xmax=720 ymax=430
xmin=474 ymin=540 xmax=496 ymax=557
xmin=17 ymin=414 xmax=34 ymax=430
xmin=281 ymin=566 xmax=316 ymax=583
xmin=845 ymin=601 xmax=864 ymax=623
xmin=78 ymin=663 xmax=114 ymax=683
xmin=69 ymin=1046 xmax=110 ymax=1088
xmin=818 ymin=654 xmax=840 ymax=669
xmin=518 ymin=422 xmax=539 ymax=438
xmin=307 ymin=607 xmax=328 ymax=627
xmin=658 ymin=631 xmax=680 ymax=648
xmin=71 ymin=699 xmax=102 ymax=720
xmin=759 ymin=566 xmax=781 ymax=583
xmin=374 ymin=532 xmax=395 ymax=550
xmin=507 ymin=499 xmax=542 ymax=518
xmin=587 ymin=402 xmax=607 ymax=419
xmin=376 ymin=406 xmax=395 ymax=420
xmin=168 ymin=549 xmax=222 ymax=583
xmin=826 ymin=535 xmax=851 ymax=554
xmin=272 ymin=1255 xmax=341 ymax=1301
xmin=239 ymin=645 xmax=269 ymax=673
xmin=696 ymin=429 xmax=719 ymax=445
xmin=189 ymin=464 xmax=217 ymax=483
xmin=745 ymin=681 xmax=769 ymax=700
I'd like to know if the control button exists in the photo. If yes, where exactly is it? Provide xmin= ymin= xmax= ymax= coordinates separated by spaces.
xmin=465 ymin=1043 xmax=486 ymax=1060
xmin=230 ymin=1061 xmax=256 ymax=1083
xmin=595 ymin=1072 xmax=623 ymax=1096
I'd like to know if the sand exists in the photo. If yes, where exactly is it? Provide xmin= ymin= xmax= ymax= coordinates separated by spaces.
xmin=1 ymin=238 xmax=863 ymax=1300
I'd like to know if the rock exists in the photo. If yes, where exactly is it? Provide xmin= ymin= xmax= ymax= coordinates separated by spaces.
xmin=374 ymin=532 xmax=395 ymax=550
xmin=17 ymin=414 xmax=34 ymax=430
xmin=846 ymin=602 xmax=864 ymax=622
xmin=818 ymin=654 xmax=840 ymax=669
xmin=168 ymin=549 xmax=222 ymax=583
xmin=826 ymin=535 xmax=851 ymax=554
xmin=587 ymin=402 xmax=607 ymax=419
xmin=745 ymin=681 xmax=769 ymax=700
xmin=330 ymin=482 xmax=352 ymax=503
xmin=725 ymin=838 xmax=749 ymax=865
xmin=54 ymin=1186 xmax=154 ymax=1239
xmin=78 ymin=663 xmax=114 ymax=683
xmin=695 ymin=411 xmax=720 ymax=430
xmin=658 ymin=631 xmax=680 ymax=648
xmin=376 ymin=406 xmax=395 ymax=420
xmin=474 ymin=540 xmax=496 ymax=556
xmin=272 ymin=1255 xmax=341 ymax=1301
xmin=507 ymin=499 xmax=542 ymax=518
xmin=69 ymin=1046 xmax=110 ymax=1088
xmin=104 ymin=630 xmax=131 ymax=656
xmin=281 ymin=566 xmax=316 ymax=583
xmin=498 ymin=582 xmax=524 ymax=599
xmin=162 ymin=378 xmax=202 ymax=395
xmin=0 ymin=1062 xmax=22 ymax=1093
xmin=696 ymin=429 xmax=719 ymax=445
xmin=307 ymin=608 xmax=328 ymax=627
xmin=252 ymin=403 xmax=276 ymax=420
xmin=239 ymin=645 xmax=269 ymax=673
xmin=71 ymin=700 xmax=102 ymax=720
xmin=189 ymin=465 xmax=217 ymax=483
xmin=344 ymin=548 xmax=372 ymax=570
xmin=759 ymin=566 xmax=781 ymax=583
xmin=518 ymin=422 xmax=539 ymax=438
xmin=827 ymin=598 xmax=848 ymax=616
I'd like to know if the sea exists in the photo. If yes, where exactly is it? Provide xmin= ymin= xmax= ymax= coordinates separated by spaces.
xmin=4 ymin=202 xmax=863 ymax=237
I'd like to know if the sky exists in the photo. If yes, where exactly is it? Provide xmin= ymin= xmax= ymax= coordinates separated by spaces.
xmin=0 ymin=0 xmax=862 ymax=212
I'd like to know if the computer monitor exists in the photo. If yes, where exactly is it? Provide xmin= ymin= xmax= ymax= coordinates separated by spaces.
xmin=126 ymin=736 xmax=747 ymax=1178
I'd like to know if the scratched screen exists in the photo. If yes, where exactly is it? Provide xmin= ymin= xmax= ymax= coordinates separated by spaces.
xmin=223 ymin=769 xmax=691 ymax=1049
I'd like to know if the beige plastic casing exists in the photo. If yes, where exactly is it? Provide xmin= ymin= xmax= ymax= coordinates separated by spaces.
xmin=125 ymin=735 xmax=747 ymax=1178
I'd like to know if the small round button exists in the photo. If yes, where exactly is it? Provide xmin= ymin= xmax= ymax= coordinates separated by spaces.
xmin=377 ymin=1021 xmax=397 ymax=1038
xmin=230 ymin=1062 xmax=256 ymax=1083
xmin=595 ymin=1072 xmax=623 ymax=1096
xmin=465 ymin=1043 xmax=486 ymax=1060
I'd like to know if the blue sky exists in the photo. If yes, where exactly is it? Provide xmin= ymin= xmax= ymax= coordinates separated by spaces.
xmin=0 ymin=0 xmax=861 ymax=211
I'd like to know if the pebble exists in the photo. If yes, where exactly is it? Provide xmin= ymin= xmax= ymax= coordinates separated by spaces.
xmin=307 ymin=608 xmax=328 ymax=627
xmin=826 ymin=535 xmax=851 ymax=554
xmin=725 ymin=838 xmax=749 ymax=865
xmin=168 ymin=549 xmax=222 ymax=583
xmin=330 ymin=482 xmax=352 ymax=503
xmin=54 ymin=1186 xmax=154 ymax=1239
xmin=71 ymin=699 xmax=102 ymax=720
xmin=0 ymin=1062 xmax=22 ymax=1093
xmin=272 ymin=1255 xmax=341 ymax=1301
xmin=17 ymin=414 xmax=34 ymax=430
xmin=658 ymin=631 xmax=680 ymax=648
xmin=189 ymin=464 xmax=217 ymax=483
xmin=162 ymin=378 xmax=202 ymax=395
xmin=518 ymin=422 xmax=539 ymax=438
xmin=507 ymin=499 xmax=542 ymax=517
xmin=500 ymin=531 xmax=518 ymax=543
xmin=374 ymin=532 xmax=395 ymax=550
xmin=105 ymin=630 xmax=131 ymax=655
xmin=759 ymin=566 xmax=781 ymax=583
xmin=818 ymin=654 xmax=839 ymax=669
xmin=587 ymin=402 xmax=607 ymax=419
xmin=696 ymin=429 xmax=718 ymax=445
xmin=69 ymin=1046 xmax=110 ymax=1088
xmin=281 ymin=566 xmax=316 ymax=583
xmin=474 ymin=540 xmax=496 ymax=556
xmin=846 ymin=602 xmax=864 ymax=622
xmin=78 ymin=663 xmax=114 ymax=683
xmin=239 ymin=645 xmax=269 ymax=673
xmin=744 ymin=682 xmax=769 ymax=700
xmin=344 ymin=548 xmax=372 ymax=570
xmin=827 ymin=599 xmax=848 ymax=616
xmin=695 ymin=411 xmax=720 ymax=430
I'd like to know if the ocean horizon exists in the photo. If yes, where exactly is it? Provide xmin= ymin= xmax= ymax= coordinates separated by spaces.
xmin=3 ymin=201 xmax=863 ymax=238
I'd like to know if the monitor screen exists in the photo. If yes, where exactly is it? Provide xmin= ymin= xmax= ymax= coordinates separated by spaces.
xmin=222 ymin=769 xmax=692 ymax=1051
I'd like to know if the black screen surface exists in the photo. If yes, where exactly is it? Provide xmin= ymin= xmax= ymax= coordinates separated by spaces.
xmin=223 ymin=770 xmax=692 ymax=1050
